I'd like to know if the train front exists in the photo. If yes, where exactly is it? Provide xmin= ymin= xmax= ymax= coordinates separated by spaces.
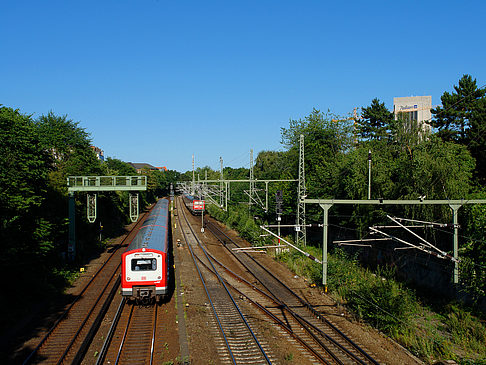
xmin=121 ymin=199 xmax=169 ymax=303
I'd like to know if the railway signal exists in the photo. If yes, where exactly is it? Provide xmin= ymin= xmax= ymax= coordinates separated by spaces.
xmin=275 ymin=190 xmax=283 ymax=252
xmin=275 ymin=190 xmax=283 ymax=215
xmin=193 ymin=200 xmax=206 ymax=232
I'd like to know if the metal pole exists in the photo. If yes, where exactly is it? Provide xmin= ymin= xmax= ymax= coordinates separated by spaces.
xmin=297 ymin=134 xmax=307 ymax=246
xmin=225 ymin=181 xmax=228 ymax=211
xmin=192 ymin=154 xmax=195 ymax=196
xmin=68 ymin=191 xmax=76 ymax=261
xmin=265 ymin=181 xmax=269 ymax=213
xmin=249 ymin=149 xmax=254 ymax=214
xmin=368 ymin=149 xmax=372 ymax=199
xmin=450 ymin=204 xmax=461 ymax=284
xmin=320 ymin=203 xmax=333 ymax=292
xmin=220 ymin=157 xmax=224 ymax=208
xmin=201 ymin=209 xmax=204 ymax=233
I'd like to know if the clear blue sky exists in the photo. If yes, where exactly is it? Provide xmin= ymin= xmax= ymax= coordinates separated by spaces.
xmin=2 ymin=1 xmax=485 ymax=172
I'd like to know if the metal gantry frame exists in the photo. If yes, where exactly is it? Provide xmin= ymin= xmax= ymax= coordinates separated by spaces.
xmin=302 ymin=198 xmax=486 ymax=290
xmin=67 ymin=175 xmax=147 ymax=260
xmin=178 ymin=178 xmax=297 ymax=212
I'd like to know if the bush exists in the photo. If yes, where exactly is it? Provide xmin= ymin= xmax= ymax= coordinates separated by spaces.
xmin=206 ymin=207 xmax=486 ymax=363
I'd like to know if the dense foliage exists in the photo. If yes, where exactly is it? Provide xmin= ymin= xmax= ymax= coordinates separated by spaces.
xmin=188 ymin=75 xmax=486 ymax=310
xmin=0 ymin=106 xmax=178 ymax=330
xmin=2 ymin=73 xmax=485 ymax=361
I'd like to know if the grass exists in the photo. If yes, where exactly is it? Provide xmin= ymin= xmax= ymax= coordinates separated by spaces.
xmin=207 ymin=205 xmax=486 ymax=364
xmin=276 ymin=245 xmax=486 ymax=364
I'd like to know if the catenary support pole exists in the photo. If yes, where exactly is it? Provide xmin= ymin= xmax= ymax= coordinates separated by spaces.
xmin=450 ymin=204 xmax=462 ymax=284
xmin=320 ymin=203 xmax=333 ymax=292
xmin=265 ymin=181 xmax=269 ymax=212
xmin=368 ymin=150 xmax=372 ymax=199
xmin=68 ymin=192 xmax=76 ymax=261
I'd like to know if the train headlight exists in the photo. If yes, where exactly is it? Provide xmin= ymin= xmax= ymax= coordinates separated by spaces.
xmin=158 ymin=276 xmax=161 ymax=279
xmin=127 ymin=277 xmax=131 ymax=281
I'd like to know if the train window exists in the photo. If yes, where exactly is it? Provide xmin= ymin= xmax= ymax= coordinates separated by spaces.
xmin=131 ymin=258 xmax=157 ymax=271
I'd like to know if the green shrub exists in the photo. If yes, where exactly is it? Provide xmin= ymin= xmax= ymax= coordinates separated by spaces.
xmin=206 ymin=208 xmax=486 ymax=364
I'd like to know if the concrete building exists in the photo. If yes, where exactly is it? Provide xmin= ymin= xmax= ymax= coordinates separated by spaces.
xmin=393 ymin=96 xmax=432 ymax=134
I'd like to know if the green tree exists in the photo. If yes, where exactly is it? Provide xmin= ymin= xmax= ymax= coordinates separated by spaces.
xmin=356 ymin=98 xmax=396 ymax=142
xmin=36 ymin=111 xmax=103 ymax=179
xmin=281 ymin=109 xmax=353 ymax=198
xmin=104 ymin=157 xmax=137 ymax=176
xmin=431 ymin=74 xmax=486 ymax=144
xmin=0 ymin=107 xmax=50 ymax=222
xmin=431 ymin=74 xmax=486 ymax=182
xmin=461 ymin=203 xmax=486 ymax=303
xmin=280 ymin=109 xmax=354 ymax=222
xmin=37 ymin=111 xmax=91 ymax=161
xmin=0 ymin=106 xmax=55 ymax=301
xmin=254 ymin=150 xmax=291 ymax=180
xmin=468 ymin=96 xmax=486 ymax=182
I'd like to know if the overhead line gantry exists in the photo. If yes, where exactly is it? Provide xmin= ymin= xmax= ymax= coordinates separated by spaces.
xmin=67 ymin=175 xmax=147 ymax=260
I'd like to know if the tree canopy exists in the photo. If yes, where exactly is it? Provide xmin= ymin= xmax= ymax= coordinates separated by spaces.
xmin=355 ymin=98 xmax=396 ymax=142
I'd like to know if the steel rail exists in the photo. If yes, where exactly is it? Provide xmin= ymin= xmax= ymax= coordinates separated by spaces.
xmin=205 ymin=217 xmax=380 ymax=365
xmin=96 ymin=298 xmax=126 ymax=365
xmin=191 ymin=250 xmax=333 ymax=364
xmin=115 ymin=303 xmax=135 ymax=364
xmin=23 ymin=250 xmax=121 ymax=365
xmin=206 ymin=219 xmax=369 ymax=363
xmin=193 ymin=239 xmax=361 ymax=364
xmin=22 ymin=211 xmax=148 ymax=365
xmin=178 ymin=197 xmax=272 ymax=364
xmin=177 ymin=203 xmax=236 ymax=364
xmin=56 ymin=267 xmax=120 ymax=364
xmin=71 ymin=275 xmax=121 ymax=365
xmin=150 ymin=303 xmax=158 ymax=365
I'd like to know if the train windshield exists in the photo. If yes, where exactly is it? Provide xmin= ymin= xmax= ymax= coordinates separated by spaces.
xmin=131 ymin=258 xmax=157 ymax=271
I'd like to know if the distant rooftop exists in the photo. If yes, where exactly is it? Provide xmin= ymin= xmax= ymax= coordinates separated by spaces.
xmin=128 ymin=162 xmax=157 ymax=171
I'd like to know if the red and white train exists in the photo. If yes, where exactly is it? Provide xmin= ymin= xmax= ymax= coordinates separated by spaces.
xmin=182 ymin=193 xmax=205 ymax=215
xmin=121 ymin=198 xmax=170 ymax=303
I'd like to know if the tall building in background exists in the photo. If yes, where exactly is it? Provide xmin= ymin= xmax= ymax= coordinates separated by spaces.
xmin=393 ymin=96 xmax=432 ymax=134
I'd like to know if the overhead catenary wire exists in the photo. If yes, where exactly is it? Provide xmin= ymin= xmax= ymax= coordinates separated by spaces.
xmin=325 ymin=218 xmax=461 ymax=272
xmin=387 ymin=215 xmax=455 ymax=261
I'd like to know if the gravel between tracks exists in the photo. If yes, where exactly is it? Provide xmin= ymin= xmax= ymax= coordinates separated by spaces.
xmin=5 ymin=204 xmax=424 ymax=364
xmin=176 ymin=203 xmax=424 ymax=365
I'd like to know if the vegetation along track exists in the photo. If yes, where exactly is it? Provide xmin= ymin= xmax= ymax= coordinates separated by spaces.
xmin=176 ymin=197 xmax=275 ymax=364
xmin=200 ymin=207 xmax=381 ymax=365
xmin=22 ymin=210 xmax=150 ymax=365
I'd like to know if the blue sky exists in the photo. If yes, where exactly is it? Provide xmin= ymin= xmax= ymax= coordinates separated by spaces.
xmin=2 ymin=1 xmax=485 ymax=172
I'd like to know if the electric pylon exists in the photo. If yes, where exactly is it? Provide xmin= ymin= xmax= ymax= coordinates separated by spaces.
xmin=220 ymin=157 xmax=224 ymax=208
xmin=296 ymin=134 xmax=307 ymax=246
xmin=191 ymin=154 xmax=195 ymax=196
xmin=249 ymin=149 xmax=254 ymax=210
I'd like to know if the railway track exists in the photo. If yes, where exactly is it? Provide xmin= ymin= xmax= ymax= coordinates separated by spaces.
xmin=176 ymin=198 xmax=275 ymax=364
xmin=22 ymin=210 xmax=150 ymax=365
xmin=179 ymin=196 xmax=381 ymax=365
xmin=96 ymin=298 xmax=161 ymax=364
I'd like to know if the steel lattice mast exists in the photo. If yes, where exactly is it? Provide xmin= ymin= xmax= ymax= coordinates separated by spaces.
xmin=220 ymin=157 xmax=224 ymax=208
xmin=191 ymin=154 xmax=195 ymax=196
xmin=249 ymin=149 xmax=254 ymax=210
xmin=296 ymin=134 xmax=307 ymax=246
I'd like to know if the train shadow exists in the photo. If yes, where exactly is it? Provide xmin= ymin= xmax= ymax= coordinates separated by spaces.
xmin=0 ymin=227 xmax=130 ymax=363
xmin=0 ymin=291 xmax=79 ymax=363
